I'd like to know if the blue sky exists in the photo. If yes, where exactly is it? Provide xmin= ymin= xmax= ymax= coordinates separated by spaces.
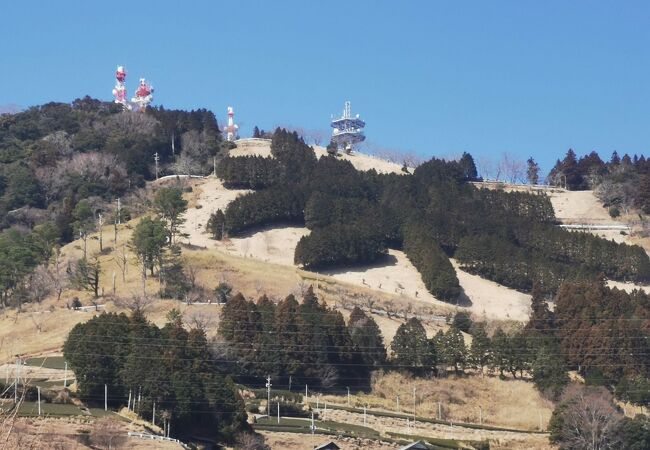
xmin=2 ymin=0 xmax=649 ymax=172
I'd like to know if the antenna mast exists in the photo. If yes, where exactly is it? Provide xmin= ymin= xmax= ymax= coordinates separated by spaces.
xmin=330 ymin=101 xmax=365 ymax=154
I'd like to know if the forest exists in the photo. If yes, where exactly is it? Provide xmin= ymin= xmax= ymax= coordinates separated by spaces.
xmin=211 ymin=129 xmax=650 ymax=300
xmin=0 ymin=98 xmax=228 ymax=307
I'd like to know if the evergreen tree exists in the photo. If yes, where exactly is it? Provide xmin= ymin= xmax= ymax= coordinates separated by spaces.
xmin=63 ymin=313 xmax=131 ymax=402
xmin=458 ymin=152 xmax=478 ymax=181
xmin=160 ymin=244 xmax=191 ymax=299
xmin=391 ymin=318 xmax=435 ymax=375
xmin=153 ymin=187 xmax=188 ymax=244
xmin=531 ymin=343 xmax=568 ymax=399
xmin=274 ymin=294 xmax=303 ymax=378
xmin=440 ymin=327 xmax=467 ymax=374
xmin=526 ymin=157 xmax=540 ymax=185
xmin=348 ymin=307 xmax=387 ymax=369
xmin=129 ymin=217 xmax=167 ymax=276
xmin=490 ymin=327 xmax=509 ymax=377
xmin=206 ymin=209 xmax=226 ymax=240
xmin=452 ymin=311 xmax=472 ymax=333
xmin=469 ymin=323 xmax=492 ymax=376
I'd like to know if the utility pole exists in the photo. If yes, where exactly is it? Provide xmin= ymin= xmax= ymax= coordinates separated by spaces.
xmin=104 ymin=384 xmax=108 ymax=411
xmin=14 ymin=362 xmax=17 ymax=403
xmin=213 ymin=156 xmax=217 ymax=177
xmin=310 ymin=411 xmax=315 ymax=449
xmin=97 ymin=213 xmax=104 ymax=251
xmin=413 ymin=386 xmax=417 ymax=419
xmin=128 ymin=389 xmax=132 ymax=411
xmin=266 ymin=375 xmax=272 ymax=417
xmin=37 ymin=386 xmax=41 ymax=416
xmin=347 ymin=387 xmax=350 ymax=406
xmin=153 ymin=401 xmax=156 ymax=427
xmin=154 ymin=152 xmax=160 ymax=180
xmin=64 ymin=361 xmax=68 ymax=388
xmin=116 ymin=198 xmax=122 ymax=225
xmin=288 ymin=375 xmax=292 ymax=392
xmin=305 ymin=384 xmax=308 ymax=398
xmin=277 ymin=402 xmax=280 ymax=424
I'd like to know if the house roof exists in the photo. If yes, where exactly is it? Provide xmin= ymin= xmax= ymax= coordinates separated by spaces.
xmin=397 ymin=441 xmax=430 ymax=450
xmin=314 ymin=442 xmax=341 ymax=450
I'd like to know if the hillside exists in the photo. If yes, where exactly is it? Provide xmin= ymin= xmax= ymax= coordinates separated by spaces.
xmin=2 ymin=106 xmax=649 ymax=450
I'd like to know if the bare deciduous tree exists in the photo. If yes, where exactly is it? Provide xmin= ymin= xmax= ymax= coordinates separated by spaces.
xmin=90 ymin=417 xmax=127 ymax=449
xmin=553 ymin=385 xmax=623 ymax=450
xmin=172 ymin=152 xmax=203 ymax=176
xmin=48 ymin=249 xmax=68 ymax=302
xmin=235 ymin=432 xmax=271 ymax=450
xmin=27 ymin=265 xmax=51 ymax=303
xmin=113 ymin=245 xmax=128 ymax=282
xmin=187 ymin=310 xmax=218 ymax=332
xmin=114 ymin=295 xmax=153 ymax=315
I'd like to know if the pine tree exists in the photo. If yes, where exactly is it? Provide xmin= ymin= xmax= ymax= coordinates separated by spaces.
xmin=469 ymin=323 xmax=492 ymax=376
xmin=160 ymin=244 xmax=191 ymax=299
xmin=532 ymin=343 xmax=568 ymax=399
xmin=391 ymin=318 xmax=435 ymax=375
xmin=490 ymin=327 xmax=509 ymax=377
xmin=275 ymin=295 xmax=303 ymax=378
xmin=527 ymin=157 xmax=540 ymax=185
xmin=348 ymin=307 xmax=387 ymax=369
xmin=458 ymin=152 xmax=478 ymax=181
xmin=442 ymin=327 xmax=467 ymax=374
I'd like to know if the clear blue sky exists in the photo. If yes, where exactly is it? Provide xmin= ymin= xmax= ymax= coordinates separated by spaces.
xmin=2 ymin=0 xmax=649 ymax=172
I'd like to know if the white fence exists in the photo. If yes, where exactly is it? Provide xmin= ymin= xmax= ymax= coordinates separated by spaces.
xmin=559 ymin=224 xmax=631 ymax=232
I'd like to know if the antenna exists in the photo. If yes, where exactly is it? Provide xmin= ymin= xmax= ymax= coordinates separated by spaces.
xmin=330 ymin=100 xmax=365 ymax=154
xmin=224 ymin=106 xmax=239 ymax=141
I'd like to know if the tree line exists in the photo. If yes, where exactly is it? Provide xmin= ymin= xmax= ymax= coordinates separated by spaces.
xmin=549 ymin=148 xmax=650 ymax=215
xmin=63 ymin=310 xmax=248 ymax=442
xmin=217 ymin=287 xmax=385 ymax=389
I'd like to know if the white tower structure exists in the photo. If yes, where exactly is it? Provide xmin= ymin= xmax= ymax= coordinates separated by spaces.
xmin=131 ymin=78 xmax=154 ymax=111
xmin=331 ymin=101 xmax=365 ymax=154
xmin=224 ymin=106 xmax=239 ymax=141
xmin=112 ymin=66 xmax=132 ymax=110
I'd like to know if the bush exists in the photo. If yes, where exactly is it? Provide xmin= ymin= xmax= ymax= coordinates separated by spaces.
xmin=609 ymin=206 xmax=620 ymax=218
xmin=452 ymin=311 xmax=473 ymax=333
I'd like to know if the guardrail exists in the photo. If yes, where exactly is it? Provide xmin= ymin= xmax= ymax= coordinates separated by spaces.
xmin=127 ymin=432 xmax=190 ymax=449
xmin=559 ymin=224 xmax=630 ymax=231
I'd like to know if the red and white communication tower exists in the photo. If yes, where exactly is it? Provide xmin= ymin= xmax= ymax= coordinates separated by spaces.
xmin=112 ymin=66 xmax=132 ymax=110
xmin=224 ymin=106 xmax=239 ymax=141
xmin=131 ymin=78 xmax=154 ymax=111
